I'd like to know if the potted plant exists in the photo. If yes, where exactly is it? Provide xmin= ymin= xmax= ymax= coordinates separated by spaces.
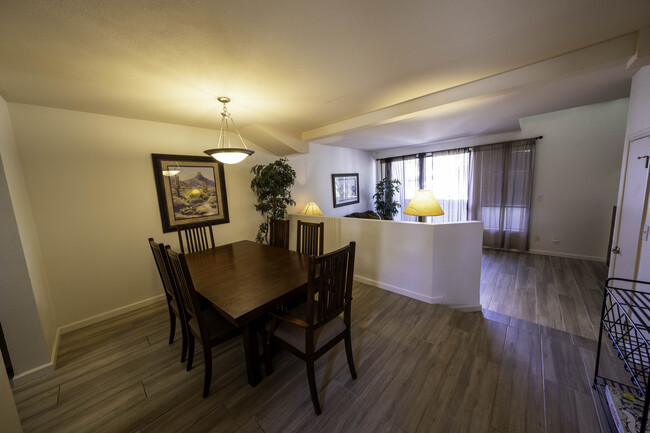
xmin=250 ymin=158 xmax=296 ymax=243
xmin=373 ymin=177 xmax=401 ymax=220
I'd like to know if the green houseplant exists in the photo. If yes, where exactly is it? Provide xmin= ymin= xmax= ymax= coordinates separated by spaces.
xmin=373 ymin=177 xmax=401 ymax=220
xmin=250 ymin=158 xmax=296 ymax=244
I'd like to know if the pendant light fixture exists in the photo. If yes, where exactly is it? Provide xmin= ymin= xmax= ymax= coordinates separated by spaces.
xmin=204 ymin=97 xmax=254 ymax=164
xmin=161 ymin=162 xmax=181 ymax=177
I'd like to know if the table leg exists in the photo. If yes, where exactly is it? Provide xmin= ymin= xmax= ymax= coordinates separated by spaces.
xmin=242 ymin=323 xmax=261 ymax=386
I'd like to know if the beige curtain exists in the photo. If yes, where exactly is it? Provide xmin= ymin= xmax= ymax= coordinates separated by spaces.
xmin=469 ymin=138 xmax=536 ymax=251
xmin=422 ymin=148 xmax=470 ymax=223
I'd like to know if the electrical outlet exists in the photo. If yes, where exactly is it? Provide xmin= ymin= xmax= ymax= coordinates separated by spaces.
xmin=552 ymin=237 xmax=560 ymax=244
xmin=536 ymin=194 xmax=544 ymax=201
xmin=534 ymin=235 xmax=540 ymax=242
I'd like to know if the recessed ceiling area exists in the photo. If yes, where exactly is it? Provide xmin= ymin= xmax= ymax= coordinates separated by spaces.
xmin=1 ymin=1 xmax=650 ymax=153
xmin=306 ymin=38 xmax=648 ymax=150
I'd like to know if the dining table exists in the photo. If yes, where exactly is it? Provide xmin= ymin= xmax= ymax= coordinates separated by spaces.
xmin=183 ymin=240 xmax=309 ymax=386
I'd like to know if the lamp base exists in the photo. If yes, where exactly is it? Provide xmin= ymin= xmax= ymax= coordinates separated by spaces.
xmin=418 ymin=216 xmax=425 ymax=223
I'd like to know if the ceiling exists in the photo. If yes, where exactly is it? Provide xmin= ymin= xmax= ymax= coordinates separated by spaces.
xmin=1 ymin=1 xmax=650 ymax=153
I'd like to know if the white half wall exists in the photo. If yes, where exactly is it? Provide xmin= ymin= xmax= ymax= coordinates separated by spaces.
xmin=7 ymin=103 xmax=277 ymax=329
xmin=374 ymin=99 xmax=629 ymax=261
xmin=288 ymin=214 xmax=483 ymax=309
xmin=288 ymin=143 xmax=376 ymax=217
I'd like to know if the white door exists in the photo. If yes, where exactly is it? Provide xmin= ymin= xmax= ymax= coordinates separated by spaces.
xmin=636 ymin=137 xmax=650 ymax=284
xmin=611 ymin=136 xmax=650 ymax=286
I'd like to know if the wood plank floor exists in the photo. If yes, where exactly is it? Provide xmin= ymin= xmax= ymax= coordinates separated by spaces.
xmin=480 ymin=249 xmax=608 ymax=340
xmin=12 ymin=250 xmax=620 ymax=433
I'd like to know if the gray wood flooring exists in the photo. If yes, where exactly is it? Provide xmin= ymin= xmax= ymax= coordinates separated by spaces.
xmin=12 ymin=250 xmax=621 ymax=433
xmin=480 ymin=248 xmax=608 ymax=340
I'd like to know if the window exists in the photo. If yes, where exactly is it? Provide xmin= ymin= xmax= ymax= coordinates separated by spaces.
xmin=379 ymin=148 xmax=470 ymax=223
xmin=379 ymin=138 xmax=536 ymax=251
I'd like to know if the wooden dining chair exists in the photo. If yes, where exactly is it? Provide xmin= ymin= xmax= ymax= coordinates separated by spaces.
xmin=296 ymin=220 xmax=324 ymax=256
xmin=265 ymin=241 xmax=357 ymax=415
xmin=148 ymin=238 xmax=188 ymax=362
xmin=166 ymin=246 xmax=240 ymax=398
xmin=177 ymin=221 xmax=215 ymax=253
xmin=269 ymin=218 xmax=290 ymax=249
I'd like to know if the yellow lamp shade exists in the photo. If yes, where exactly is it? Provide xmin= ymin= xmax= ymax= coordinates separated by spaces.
xmin=301 ymin=202 xmax=323 ymax=215
xmin=403 ymin=190 xmax=444 ymax=217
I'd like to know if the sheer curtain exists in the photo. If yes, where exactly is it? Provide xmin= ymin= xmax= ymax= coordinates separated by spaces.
xmin=379 ymin=149 xmax=470 ymax=223
xmin=422 ymin=148 xmax=470 ymax=223
xmin=379 ymin=155 xmax=420 ymax=222
xmin=468 ymin=138 xmax=536 ymax=251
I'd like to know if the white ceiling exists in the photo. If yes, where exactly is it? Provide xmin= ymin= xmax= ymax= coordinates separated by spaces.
xmin=1 ymin=1 xmax=650 ymax=153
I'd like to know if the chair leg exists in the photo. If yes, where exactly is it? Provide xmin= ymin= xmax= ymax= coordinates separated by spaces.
xmin=187 ymin=334 xmax=195 ymax=371
xmin=167 ymin=306 xmax=176 ymax=345
xmin=264 ymin=316 xmax=277 ymax=376
xmin=344 ymin=329 xmax=357 ymax=380
xmin=306 ymin=359 xmax=321 ymax=415
xmin=180 ymin=318 xmax=189 ymax=363
xmin=202 ymin=342 xmax=212 ymax=398
xmin=264 ymin=336 xmax=273 ymax=376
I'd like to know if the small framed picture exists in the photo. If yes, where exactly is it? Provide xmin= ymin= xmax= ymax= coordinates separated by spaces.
xmin=331 ymin=173 xmax=360 ymax=208
xmin=152 ymin=154 xmax=229 ymax=233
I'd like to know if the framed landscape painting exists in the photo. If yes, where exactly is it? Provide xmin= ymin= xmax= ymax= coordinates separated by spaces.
xmin=331 ymin=173 xmax=360 ymax=208
xmin=152 ymin=154 xmax=229 ymax=233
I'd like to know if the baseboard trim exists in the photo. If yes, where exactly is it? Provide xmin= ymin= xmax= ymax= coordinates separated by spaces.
xmin=527 ymin=248 xmax=606 ymax=262
xmin=354 ymin=275 xmax=444 ymax=304
xmin=50 ymin=327 xmax=61 ymax=368
xmin=10 ymin=362 xmax=54 ymax=387
xmin=57 ymin=294 xmax=166 ymax=335
xmin=450 ymin=304 xmax=483 ymax=312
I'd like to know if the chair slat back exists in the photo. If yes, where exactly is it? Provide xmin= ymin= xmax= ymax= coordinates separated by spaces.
xmin=306 ymin=242 xmax=356 ymax=328
xmin=177 ymin=221 xmax=215 ymax=253
xmin=148 ymin=238 xmax=177 ymax=300
xmin=269 ymin=219 xmax=290 ymax=249
xmin=296 ymin=220 xmax=324 ymax=256
xmin=166 ymin=246 xmax=206 ymax=332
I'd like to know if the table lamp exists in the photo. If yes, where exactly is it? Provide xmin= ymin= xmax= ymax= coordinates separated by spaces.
xmin=300 ymin=202 xmax=323 ymax=215
xmin=403 ymin=190 xmax=444 ymax=222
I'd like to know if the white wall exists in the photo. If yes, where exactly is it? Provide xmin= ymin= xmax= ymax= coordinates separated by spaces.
xmin=523 ymin=99 xmax=627 ymax=261
xmin=0 ymin=96 xmax=53 ymax=381
xmin=7 ymin=103 xmax=276 ymax=329
xmin=288 ymin=143 xmax=376 ymax=216
xmin=0 ymin=154 xmax=51 ymax=379
xmin=0 ymin=352 xmax=22 ymax=433
xmin=374 ymin=99 xmax=629 ymax=261
xmin=625 ymin=67 xmax=650 ymax=139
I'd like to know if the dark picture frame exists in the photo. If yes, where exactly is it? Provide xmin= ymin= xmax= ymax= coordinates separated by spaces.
xmin=331 ymin=173 xmax=360 ymax=208
xmin=152 ymin=154 xmax=229 ymax=233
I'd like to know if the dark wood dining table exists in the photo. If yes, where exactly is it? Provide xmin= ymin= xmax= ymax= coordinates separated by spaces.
xmin=184 ymin=240 xmax=309 ymax=386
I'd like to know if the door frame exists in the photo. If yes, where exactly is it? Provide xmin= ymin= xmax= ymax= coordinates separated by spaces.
xmin=610 ymin=127 xmax=650 ymax=279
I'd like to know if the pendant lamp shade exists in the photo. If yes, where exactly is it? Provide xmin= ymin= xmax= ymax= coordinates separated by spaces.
xmin=204 ymin=148 xmax=254 ymax=164
xmin=162 ymin=169 xmax=180 ymax=177
xmin=204 ymin=97 xmax=254 ymax=164
xmin=162 ymin=162 xmax=181 ymax=177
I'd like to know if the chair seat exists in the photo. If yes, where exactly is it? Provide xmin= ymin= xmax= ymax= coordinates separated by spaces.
xmin=273 ymin=303 xmax=346 ymax=354
xmin=188 ymin=307 xmax=238 ymax=344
